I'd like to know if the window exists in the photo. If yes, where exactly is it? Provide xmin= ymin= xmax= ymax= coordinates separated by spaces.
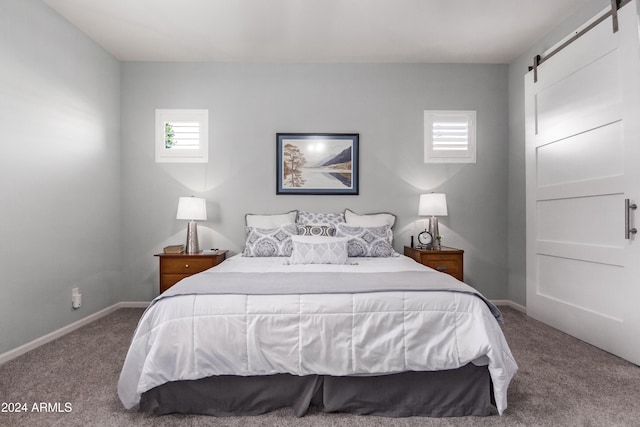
xmin=424 ymin=110 xmax=476 ymax=164
xmin=155 ymin=109 xmax=208 ymax=163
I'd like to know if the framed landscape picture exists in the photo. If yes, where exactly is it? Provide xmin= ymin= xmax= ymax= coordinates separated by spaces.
xmin=276 ymin=133 xmax=359 ymax=195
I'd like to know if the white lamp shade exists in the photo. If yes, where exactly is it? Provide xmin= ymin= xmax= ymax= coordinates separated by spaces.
xmin=176 ymin=197 xmax=207 ymax=220
xmin=418 ymin=193 xmax=448 ymax=216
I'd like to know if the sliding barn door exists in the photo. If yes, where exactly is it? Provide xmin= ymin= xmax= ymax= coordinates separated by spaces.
xmin=525 ymin=1 xmax=640 ymax=365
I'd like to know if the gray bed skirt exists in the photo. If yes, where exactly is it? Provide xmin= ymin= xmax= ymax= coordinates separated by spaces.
xmin=139 ymin=363 xmax=496 ymax=418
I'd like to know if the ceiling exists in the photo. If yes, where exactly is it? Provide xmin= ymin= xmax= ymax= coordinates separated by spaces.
xmin=43 ymin=0 xmax=589 ymax=63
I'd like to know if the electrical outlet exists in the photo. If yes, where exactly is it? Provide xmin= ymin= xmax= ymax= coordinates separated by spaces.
xmin=71 ymin=288 xmax=81 ymax=309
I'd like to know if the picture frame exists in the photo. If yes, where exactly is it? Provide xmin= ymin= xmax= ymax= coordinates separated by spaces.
xmin=276 ymin=133 xmax=359 ymax=195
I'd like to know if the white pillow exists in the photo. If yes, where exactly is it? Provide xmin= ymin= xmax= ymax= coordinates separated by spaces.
xmin=245 ymin=211 xmax=298 ymax=229
xmin=344 ymin=209 xmax=396 ymax=228
xmin=290 ymin=235 xmax=350 ymax=265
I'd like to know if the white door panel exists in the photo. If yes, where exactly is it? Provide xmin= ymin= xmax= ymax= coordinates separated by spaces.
xmin=536 ymin=50 xmax=622 ymax=144
xmin=533 ymin=13 xmax=620 ymax=90
xmin=537 ymin=255 xmax=623 ymax=321
xmin=526 ymin=1 xmax=640 ymax=365
xmin=536 ymin=121 xmax=623 ymax=187
xmin=537 ymin=195 xmax=622 ymax=246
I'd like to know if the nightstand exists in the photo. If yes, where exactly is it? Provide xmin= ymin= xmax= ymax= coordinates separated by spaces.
xmin=155 ymin=250 xmax=228 ymax=293
xmin=404 ymin=246 xmax=464 ymax=281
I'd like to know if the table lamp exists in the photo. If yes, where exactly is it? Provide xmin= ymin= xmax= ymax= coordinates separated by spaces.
xmin=418 ymin=193 xmax=448 ymax=250
xmin=176 ymin=196 xmax=207 ymax=254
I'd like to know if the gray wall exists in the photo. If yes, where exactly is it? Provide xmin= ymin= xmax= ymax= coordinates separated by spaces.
xmin=120 ymin=62 xmax=509 ymax=302
xmin=507 ymin=0 xmax=611 ymax=306
xmin=8 ymin=0 xmax=610 ymax=357
xmin=0 ymin=0 xmax=121 ymax=354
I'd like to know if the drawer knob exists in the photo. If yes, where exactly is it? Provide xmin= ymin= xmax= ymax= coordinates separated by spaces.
xmin=184 ymin=264 xmax=189 ymax=268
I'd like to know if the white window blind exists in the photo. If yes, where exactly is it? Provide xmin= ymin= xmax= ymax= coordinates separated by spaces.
xmin=155 ymin=109 xmax=208 ymax=163
xmin=165 ymin=122 xmax=200 ymax=149
xmin=424 ymin=110 xmax=476 ymax=164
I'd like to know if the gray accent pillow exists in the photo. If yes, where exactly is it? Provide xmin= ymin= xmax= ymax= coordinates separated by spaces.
xmin=243 ymin=224 xmax=297 ymax=257
xmin=296 ymin=225 xmax=336 ymax=237
xmin=335 ymin=223 xmax=396 ymax=258
xmin=297 ymin=211 xmax=346 ymax=226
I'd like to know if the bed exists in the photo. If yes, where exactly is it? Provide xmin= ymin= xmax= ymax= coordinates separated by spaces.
xmin=117 ymin=210 xmax=518 ymax=417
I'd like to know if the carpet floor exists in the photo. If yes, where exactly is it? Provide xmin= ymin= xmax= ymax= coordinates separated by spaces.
xmin=1 ymin=306 xmax=639 ymax=426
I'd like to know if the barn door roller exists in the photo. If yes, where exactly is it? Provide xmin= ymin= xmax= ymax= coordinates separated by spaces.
xmin=611 ymin=0 xmax=620 ymax=33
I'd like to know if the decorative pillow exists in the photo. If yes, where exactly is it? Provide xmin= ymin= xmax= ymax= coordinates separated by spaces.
xmin=335 ymin=223 xmax=396 ymax=257
xmin=245 ymin=211 xmax=298 ymax=229
xmin=290 ymin=236 xmax=350 ymax=265
xmin=297 ymin=211 xmax=346 ymax=226
xmin=243 ymin=224 xmax=297 ymax=257
xmin=344 ymin=209 xmax=396 ymax=228
xmin=296 ymin=224 xmax=336 ymax=237
xmin=344 ymin=209 xmax=396 ymax=243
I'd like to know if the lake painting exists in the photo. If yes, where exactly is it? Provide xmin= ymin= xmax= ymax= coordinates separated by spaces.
xmin=276 ymin=133 xmax=359 ymax=195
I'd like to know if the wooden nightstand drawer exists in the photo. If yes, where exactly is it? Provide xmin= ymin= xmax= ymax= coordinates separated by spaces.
xmin=161 ymin=274 xmax=192 ymax=291
xmin=162 ymin=257 xmax=216 ymax=274
xmin=155 ymin=251 xmax=228 ymax=293
xmin=404 ymin=246 xmax=464 ymax=281
xmin=422 ymin=258 xmax=461 ymax=277
xmin=423 ymin=253 xmax=459 ymax=262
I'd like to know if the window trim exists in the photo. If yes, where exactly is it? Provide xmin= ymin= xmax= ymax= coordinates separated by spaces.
xmin=424 ymin=110 xmax=476 ymax=164
xmin=155 ymin=109 xmax=209 ymax=163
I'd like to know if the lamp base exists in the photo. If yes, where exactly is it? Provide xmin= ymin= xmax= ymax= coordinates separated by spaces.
xmin=428 ymin=216 xmax=441 ymax=250
xmin=185 ymin=221 xmax=200 ymax=254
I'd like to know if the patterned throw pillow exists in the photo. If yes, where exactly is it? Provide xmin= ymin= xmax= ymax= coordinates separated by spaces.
xmin=344 ymin=209 xmax=396 ymax=243
xmin=296 ymin=211 xmax=346 ymax=226
xmin=243 ymin=224 xmax=297 ymax=257
xmin=335 ymin=223 xmax=396 ymax=257
xmin=296 ymin=225 xmax=336 ymax=237
xmin=290 ymin=236 xmax=349 ymax=265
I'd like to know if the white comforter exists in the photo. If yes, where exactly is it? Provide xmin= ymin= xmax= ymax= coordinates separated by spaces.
xmin=118 ymin=255 xmax=518 ymax=414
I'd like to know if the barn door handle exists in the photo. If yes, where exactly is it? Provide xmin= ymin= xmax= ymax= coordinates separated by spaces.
xmin=625 ymin=199 xmax=637 ymax=239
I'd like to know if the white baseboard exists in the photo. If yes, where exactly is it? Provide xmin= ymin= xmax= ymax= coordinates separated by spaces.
xmin=0 ymin=301 xmax=149 ymax=366
xmin=492 ymin=299 xmax=527 ymax=313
